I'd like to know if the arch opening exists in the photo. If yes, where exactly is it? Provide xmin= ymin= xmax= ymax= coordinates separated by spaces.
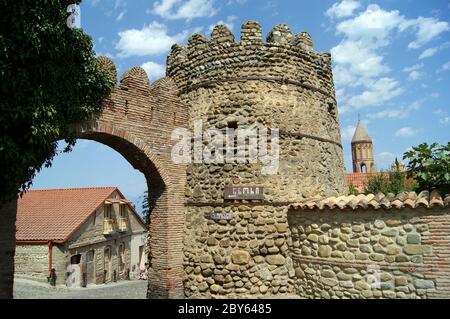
xmin=360 ymin=163 xmax=367 ymax=173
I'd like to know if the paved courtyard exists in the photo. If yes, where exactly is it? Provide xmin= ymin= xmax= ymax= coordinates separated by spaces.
xmin=14 ymin=278 xmax=148 ymax=299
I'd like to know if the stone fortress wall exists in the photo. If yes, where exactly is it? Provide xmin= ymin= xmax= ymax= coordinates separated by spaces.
xmin=86 ymin=20 xmax=450 ymax=299
xmin=166 ymin=20 xmax=347 ymax=298
xmin=289 ymin=194 xmax=450 ymax=299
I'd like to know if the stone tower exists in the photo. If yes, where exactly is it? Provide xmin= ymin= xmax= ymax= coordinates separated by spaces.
xmin=351 ymin=120 xmax=376 ymax=173
xmin=167 ymin=21 xmax=346 ymax=298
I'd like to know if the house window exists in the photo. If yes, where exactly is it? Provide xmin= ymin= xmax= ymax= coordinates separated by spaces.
xmin=103 ymin=204 xmax=113 ymax=234
xmin=86 ymin=250 xmax=94 ymax=263
xmin=118 ymin=204 xmax=128 ymax=232
xmin=105 ymin=204 xmax=112 ymax=219
xmin=118 ymin=243 xmax=125 ymax=272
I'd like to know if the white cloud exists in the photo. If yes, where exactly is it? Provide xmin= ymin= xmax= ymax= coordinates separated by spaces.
xmin=408 ymin=70 xmax=424 ymax=81
xmin=329 ymin=3 xmax=449 ymax=113
xmin=141 ymin=61 xmax=166 ymax=80
xmin=227 ymin=0 xmax=247 ymax=4
xmin=326 ymin=0 xmax=361 ymax=19
xmin=419 ymin=47 xmax=438 ymax=59
xmin=431 ymin=92 xmax=440 ymax=98
xmin=116 ymin=10 xmax=126 ymax=21
xmin=347 ymin=77 xmax=403 ymax=108
xmin=419 ymin=42 xmax=450 ymax=59
xmin=335 ymin=4 xmax=405 ymax=48
xmin=434 ymin=109 xmax=450 ymax=125
xmin=115 ymin=22 xmax=188 ymax=58
xmin=403 ymin=64 xmax=424 ymax=81
xmin=407 ymin=17 xmax=450 ymax=49
xmin=395 ymin=127 xmax=416 ymax=137
xmin=368 ymin=109 xmax=406 ymax=120
xmin=402 ymin=63 xmax=423 ymax=73
xmin=332 ymin=41 xmax=390 ymax=83
xmin=98 ymin=37 xmax=104 ymax=44
xmin=437 ymin=61 xmax=450 ymax=73
xmin=367 ymin=99 xmax=423 ymax=119
xmin=151 ymin=0 xmax=218 ymax=21
xmin=442 ymin=117 xmax=450 ymax=125
xmin=341 ymin=125 xmax=356 ymax=142
xmin=208 ymin=15 xmax=237 ymax=32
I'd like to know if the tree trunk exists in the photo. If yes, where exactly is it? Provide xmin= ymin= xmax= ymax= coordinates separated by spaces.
xmin=0 ymin=198 xmax=17 ymax=299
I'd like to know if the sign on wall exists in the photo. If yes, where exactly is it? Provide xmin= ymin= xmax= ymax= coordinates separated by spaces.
xmin=223 ymin=186 xmax=264 ymax=200
xmin=209 ymin=212 xmax=233 ymax=220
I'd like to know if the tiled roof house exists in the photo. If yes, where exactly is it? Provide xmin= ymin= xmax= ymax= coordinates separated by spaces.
xmin=15 ymin=187 xmax=148 ymax=287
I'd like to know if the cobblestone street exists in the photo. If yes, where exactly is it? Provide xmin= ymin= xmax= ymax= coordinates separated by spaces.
xmin=14 ymin=278 xmax=148 ymax=299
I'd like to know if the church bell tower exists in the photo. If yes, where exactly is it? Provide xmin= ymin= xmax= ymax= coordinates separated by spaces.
xmin=351 ymin=120 xmax=376 ymax=173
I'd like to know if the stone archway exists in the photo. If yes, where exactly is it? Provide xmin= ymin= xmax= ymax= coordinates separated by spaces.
xmin=0 ymin=57 xmax=187 ymax=299
xmin=70 ymin=59 xmax=188 ymax=298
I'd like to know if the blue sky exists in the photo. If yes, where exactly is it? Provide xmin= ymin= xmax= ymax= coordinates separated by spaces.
xmin=31 ymin=0 xmax=450 ymax=211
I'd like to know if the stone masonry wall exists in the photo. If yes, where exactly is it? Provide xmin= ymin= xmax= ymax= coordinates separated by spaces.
xmin=14 ymin=244 xmax=49 ymax=281
xmin=14 ymin=244 xmax=66 ymax=284
xmin=288 ymin=207 xmax=450 ymax=299
xmin=184 ymin=205 xmax=294 ymax=298
xmin=169 ymin=21 xmax=346 ymax=298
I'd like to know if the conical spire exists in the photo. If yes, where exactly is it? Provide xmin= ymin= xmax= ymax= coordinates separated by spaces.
xmin=351 ymin=120 xmax=372 ymax=143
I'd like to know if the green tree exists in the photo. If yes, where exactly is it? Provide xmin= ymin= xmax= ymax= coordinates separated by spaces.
xmin=388 ymin=158 xmax=406 ymax=194
xmin=364 ymin=159 xmax=411 ymax=195
xmin=0 ymin=0 xmax=113 ymax=298
xmin=348 ymin=182 xmax=359 ymax=195
xmin=364 ymin=173 xmax=391 ymax=194
xmin=403 ymin=142 xmax=450 ymax=193
xmin=0 ymin=0 xmax=114 ymax=204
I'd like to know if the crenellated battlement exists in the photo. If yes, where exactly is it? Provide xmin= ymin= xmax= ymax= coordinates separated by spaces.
xmin=97 ymin=56 xmax=181 ymax=96
xmin=166 ymin=20 xmax=333 ymax=97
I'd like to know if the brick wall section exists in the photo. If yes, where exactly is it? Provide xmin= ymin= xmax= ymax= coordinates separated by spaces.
xmin=421 ymin=210 xmax=450 ymax=298
xmin=72 ymin=60 xmax=188 ymax=298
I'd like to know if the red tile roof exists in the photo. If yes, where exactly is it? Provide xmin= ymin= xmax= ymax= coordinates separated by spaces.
xmin=16 ymin=187 xmax=117 ymax=242
xmin=345 ymin=173 xmax=388 ymax=193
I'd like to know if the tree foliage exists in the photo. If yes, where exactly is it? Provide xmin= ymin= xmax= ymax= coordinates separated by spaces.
xmin=403 ymin=142 xmax=450 ymax=194
xmin=348 ymin=183 xmax=359 ymax=196
xmin=364 ymin=159 xmax=412 ymax=194
xmin=0 ymin=0 xmax=114 ymax=203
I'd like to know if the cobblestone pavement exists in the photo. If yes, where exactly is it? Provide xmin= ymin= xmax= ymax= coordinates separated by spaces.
xmin=14 ymin=278 xmax=148 ymax=299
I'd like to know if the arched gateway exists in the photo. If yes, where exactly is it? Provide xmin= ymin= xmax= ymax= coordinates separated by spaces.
xmin=73 ymin=57 xmax=187 ymax=298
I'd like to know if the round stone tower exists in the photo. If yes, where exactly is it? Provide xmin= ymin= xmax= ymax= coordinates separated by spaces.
xmin=168 ymin=21 xmax=346 ymax=201
xmin=167 ymin=21 xmax=346 ymax=298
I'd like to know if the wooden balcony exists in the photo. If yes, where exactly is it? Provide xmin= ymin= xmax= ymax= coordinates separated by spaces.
xmin=103 ymin=219 xmax=114 ymax=235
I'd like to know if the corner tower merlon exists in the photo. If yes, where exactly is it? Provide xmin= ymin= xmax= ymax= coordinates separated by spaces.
xmin=294 ymin=32 xmax=314 ymax=51
xmin=266 ymin=24 xmax=293 ymax=44
xmin=211 ymin=24 xmax=235 ymax=45
xmin=240 ymin=20 xmax=263 ymax=45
